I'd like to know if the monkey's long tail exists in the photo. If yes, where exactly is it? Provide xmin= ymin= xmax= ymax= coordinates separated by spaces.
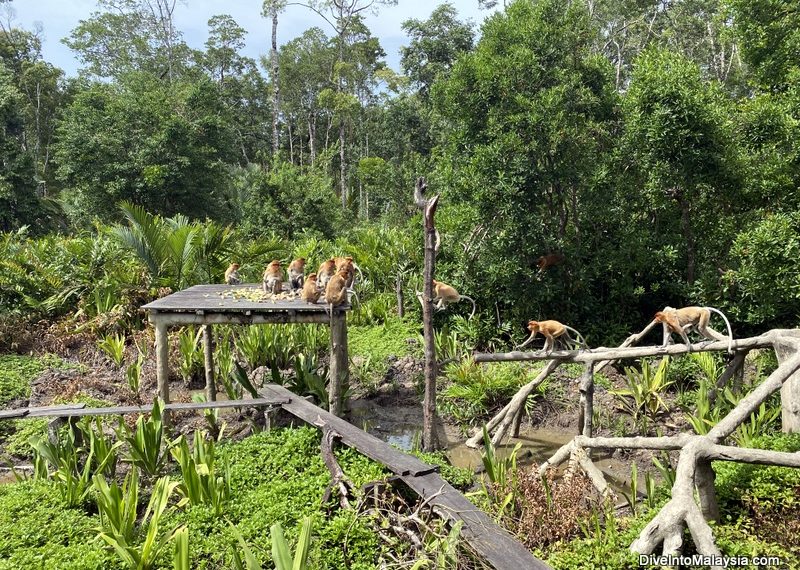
xmin=564 ymin=325 xmax=589 ymax=349
xmin=706 ymin=307 xmax=734 ymax=353
xmin=461 ymin=295 xmax=477 ymax=320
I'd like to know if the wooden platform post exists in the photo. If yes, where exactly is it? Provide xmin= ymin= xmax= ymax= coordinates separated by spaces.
xmin=774 ymin=331 xmax=800 ymax=432
xmin=578 ymin=361 xmax=595 ymax=438
xmin=328 ymin=311 xmax=349 ymax=416
xmin=153 ymin=316 xmax=171 ymax=425
xmin=202 ymin=324 xmax=216 ymax=402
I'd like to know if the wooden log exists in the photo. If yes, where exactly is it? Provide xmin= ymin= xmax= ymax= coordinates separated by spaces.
xmin=474 ymin=333 xmax=775 ymax=364
xmin=595 ymin=319 xmax=659 ymax=373
xmin=259 ymin=383 xmax=550 ymax=570
xmin=414 ymin=177 xmax=440 ymax=452
xmin=328 ymin=311 xmax=349 ymax=416
xmin=202 ymin=324 xmax=216 ymax=402
xmin=579 ymin=362 xmax=595 ymax=439
xmin=774 ymin=332 xmax=800 ymax=433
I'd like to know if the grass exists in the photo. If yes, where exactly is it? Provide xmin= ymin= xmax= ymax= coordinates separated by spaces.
xmin=348 ymin=317 xmax=420 ymax=387
xmin=0 ymin=354 xmax=72 ymax=406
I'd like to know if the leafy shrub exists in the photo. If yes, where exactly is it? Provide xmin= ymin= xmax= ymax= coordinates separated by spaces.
xmin=348 ymin=317 xmax=420 ymax=384
xmin=439 ymin=360 xmax=531 ymax=427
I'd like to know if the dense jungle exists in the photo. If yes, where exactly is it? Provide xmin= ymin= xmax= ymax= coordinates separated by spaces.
xmin=0 ymin=0 xmax=799 ymax=568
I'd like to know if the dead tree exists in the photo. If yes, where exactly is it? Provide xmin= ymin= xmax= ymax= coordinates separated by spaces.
xmin=529 ymin=330 xmax=800 ymax=563
xmin=414 ymin=177 xmax=440 ymax=451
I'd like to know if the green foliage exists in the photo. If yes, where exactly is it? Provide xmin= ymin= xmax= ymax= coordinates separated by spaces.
xmin=177 ymin=326 xmax=203 ymax=384
xmin=236 ymin=162 xmax=342 ymax=240
xmin=126 ymin=346 xmax=146 ymax=396
xmin=715 ymin=433 xmax=800 ymax=510
xmin=170 ymin=431 xmax=232 ymax=515
xmin=409 ymin=450 xmax=474 ymax=491
xmin=98 ymin=332 xmax=127 ymax=367
xmin=97 ymin=476 xmax=185 ymax=570
xmin=0 ymin=354 xmax=56 ymax=405
xmin=349 ymin=317 xmax=418 ymax=375
xmin=0 ymin=479 xmax=117 ymax=569
xmin=55 ymin=74 xmax=235 ymax=225
xmin=94 ymin=468 xmax=140 ymax=544
xmin=117 ymin=400 xmax=169 ymax=477
xmin=271 ymin=517 xmax=313 ymax=570
xmin=611 ymin=357 xmax=673 ymax=430
xmin=440 ymin=360 xmax=533 ymax=428
xmin=28 ymin=430 xmax=96 ymax=507
xmin=235 ymin=324 xmax=329 ymax=372
xmin=719 ymin=212 xmax=800 ymax=327
xmin=113 ymin=202 xmax=235 ymax=290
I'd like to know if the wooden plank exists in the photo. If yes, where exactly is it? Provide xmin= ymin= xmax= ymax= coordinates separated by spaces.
xmin=399 ymin=471 xmax=551 ymax=570
xmin=260 ymin=384 xmax=434 ymax=477
xmin=11 ymin=398 xmax=288 ymax=419
xmin=259 ymin=383 xmax=550 ymax=570
xmin=142 ymin=284 xmax=351 ymax=313
xmin=0 ymin=403 xmax=86 ymax=419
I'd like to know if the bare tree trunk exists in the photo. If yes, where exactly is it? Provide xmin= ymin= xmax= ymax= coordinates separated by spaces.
xmin=339 ymin=123 xmax=347 ymax=207
xmin=270 ymin=7 xmax=280 ymax=159
xmin=395 ymin=274 xmax=405 ymax=318
xmin=414 ymin=178 xmax=440 ymax=451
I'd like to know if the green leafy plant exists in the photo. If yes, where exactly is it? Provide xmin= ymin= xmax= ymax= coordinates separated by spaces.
xmin=173 ymin=526 xmax=189 ymax=570
xmin=97 ymin=475 xmax=185 ymax=570
xmin=611 ymin=357 xmax=673 ymax=430
xmin=178 ymin=326 xmax=203 ymax=385
xmin=117 ymin=400 xmax=169 ymax=477
xmin=170 ymin=431 xmax=231 ymax=515
xmin=98 ymin=333 xmax=126 ymax=368
xmin=621 ymin=462 xmax=639 ymax=516
xmin=473 ymin=426 xmax=522 ymax=521
xmin=126 ymin=346 xmax=146 ymax=397
xmin=229 ymin=523 xmax=263 ymax=570
xmin=28 ymin=430 xmax=99 ymax=507
xmin=93 ymin=469 xmax=140 ymax=544
xmin=271 ymin=517 xmax=313 ymax=570
xmin=80 ymin=417 xmax=123 ymax=477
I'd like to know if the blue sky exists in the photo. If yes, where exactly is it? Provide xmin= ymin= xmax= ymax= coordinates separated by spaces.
xmin=6 ymin=0 xmax=496 ymax=76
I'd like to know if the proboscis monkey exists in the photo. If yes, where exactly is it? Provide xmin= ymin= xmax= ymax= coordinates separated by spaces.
xmin=537 ymin=253 xmax=565 ymax=272
xmin=317 ymin=259 xmax=336 ymax=290
xmin=334 ymin=256 xmax=363 ymax=288
xmin=417 ymin=280 xmax=476 ymax=319
xmin=224 ymin=263 xmax=241 ymax=285
xmin=654 ymin=306 xmax=733 ymax=353
xmin=262 ymin=260 xmax=283 ymax=294
xmin=324 ymin=269 xmax=349 ymax=316
xmin=301 ymin=273 xmax=321 ymax=304
xmin=516 ymin=320 xmax=587 ymax=354
xmin=288 ymin=258 xmax=306 ymax=290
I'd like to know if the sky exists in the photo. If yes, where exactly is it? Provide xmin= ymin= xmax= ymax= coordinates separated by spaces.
xmin=6 ymin=0 xmax=497 ymax=76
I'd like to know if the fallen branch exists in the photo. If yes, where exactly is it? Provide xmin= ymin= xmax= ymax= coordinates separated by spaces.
xmin=319 ymin=426 xmax=354 ymax=510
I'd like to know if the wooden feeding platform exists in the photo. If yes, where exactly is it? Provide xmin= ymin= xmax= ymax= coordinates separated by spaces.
xmin=142 ymin=284 xmax=351 ymax=421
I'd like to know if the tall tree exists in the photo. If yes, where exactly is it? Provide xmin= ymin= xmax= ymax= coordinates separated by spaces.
xmin=400 ymin=3 xmax=475 ymax=98
xmin=433 ymin=0 xmax=618 ymax=328
xmin=289 ymin=0 xmax=397 ymax=207
xmin=64 ymin=0 xmax=189 ymax=81
xmin=622 ymin=47 xmax=740 ymax=286
xmin=262 ymin=1 xmax=286 ymax=161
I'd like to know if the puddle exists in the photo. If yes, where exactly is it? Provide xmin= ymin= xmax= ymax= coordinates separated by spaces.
xmin=346 ymin=399 xmax=643 ymax=492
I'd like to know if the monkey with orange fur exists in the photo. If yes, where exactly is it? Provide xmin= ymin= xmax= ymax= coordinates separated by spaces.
xmin=416 ymin=280 xmax=476 ymax=319
xmin=262 ymin=260 xmax=283 ymax=294
xmin=317 ymin=259 xmax=336 ymax=290
xmin=288 ymin=258 xmax=305 ymax=290
xmin=654 ymin=306 xmax=733 ymax=353
xmin=324 ymin=269 xmax=349 ymax=317
xmin=516 ymin=319 xmax=587 ymax=354
xmin=301 ymin=273 xmax=321 ymax=304
xmin=224 ymin=263 xmax=241 ymax=285
xmin=334 ymin=255 xmax=363 ymax=288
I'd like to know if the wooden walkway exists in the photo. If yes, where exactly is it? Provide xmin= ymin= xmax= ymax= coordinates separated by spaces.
xmin=0 ymin=397 xmax=288 ymax=420
xmin=141 ymin=283 xmax=351 ymax=418
xmin=260 ymin=384 xmax=551 ymax=570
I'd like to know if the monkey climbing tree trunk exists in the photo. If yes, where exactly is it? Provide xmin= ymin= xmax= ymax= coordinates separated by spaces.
xmin=414 ymin=177 xmax=440 ymax=451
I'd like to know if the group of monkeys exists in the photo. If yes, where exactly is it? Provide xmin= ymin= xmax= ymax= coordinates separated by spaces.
xmin=223 ymin=257 xmax=360 ymax=310
xmin=224 ymin=260 xmax=734 ymax=354
xmin=516 ymin=306 xmax=734 ymax=354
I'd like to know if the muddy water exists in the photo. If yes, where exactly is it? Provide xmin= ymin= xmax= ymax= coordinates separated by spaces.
xmin=347 ymin=400 xmax=637 ymax=490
